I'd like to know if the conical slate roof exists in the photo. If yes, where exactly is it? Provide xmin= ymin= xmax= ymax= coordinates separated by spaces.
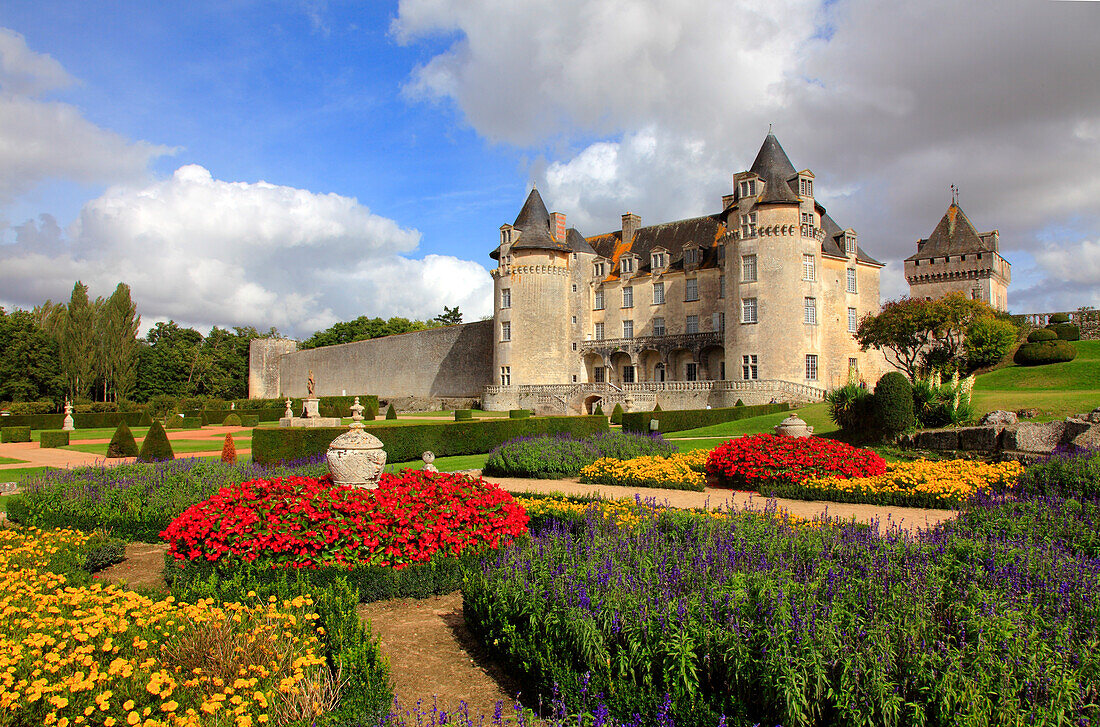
xmin=750 ymin=133 xmax=801 ymax=205
xmin=905 ymin=203 xmax=991 ymax=261
xmin=510 ymin=187 xmax=569 ymax=253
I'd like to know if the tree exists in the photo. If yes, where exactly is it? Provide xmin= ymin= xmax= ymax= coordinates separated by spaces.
xmin=0 ymin=307 xmax=64 ymax=403
xmin=964 ymin=317 xmax=1018 ymax=370
xmin=298 ymin=315 xmax=438 ymax=350
xmin=855 ymin=298 xmax=940 ymax=380
xmin=434 ymin=306 xmax=462 ymax=326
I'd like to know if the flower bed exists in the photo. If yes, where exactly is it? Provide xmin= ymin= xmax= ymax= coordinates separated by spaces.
xmin=0 ymin=527 xmax=331 ymax=727
xmin=774 ymin=459 xmax=1025 ymax=508
xmin=705 ymin=433 xmax=886 ymax=491
xmin=162 ymin=470 xmax=528 ymax=569
xmin=482 ymin=431 xmax=675 ymax=479
xmin=579 ymin=451 xmax=708 ymax=491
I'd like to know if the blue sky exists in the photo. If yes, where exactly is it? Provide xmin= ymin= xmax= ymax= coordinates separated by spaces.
xmin=1 ymin=0 xmax=1098 ymax=337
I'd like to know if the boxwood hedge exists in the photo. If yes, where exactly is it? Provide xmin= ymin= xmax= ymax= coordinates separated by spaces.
xmin=39 ymin=430 xmax=70 ymax=448
xmin=0 ymin=411 xmax=143 ymax=430
xmin=251 ymin=415 xmax=610 ymax=465
xmin=620 ymin=402 xmax=789 ymax=434
xmin=1 ymin=426 xmax=31 ymax=443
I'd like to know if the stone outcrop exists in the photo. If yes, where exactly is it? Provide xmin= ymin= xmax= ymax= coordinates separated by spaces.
xmin=905 ymin=407 xmax=1100 ymax=459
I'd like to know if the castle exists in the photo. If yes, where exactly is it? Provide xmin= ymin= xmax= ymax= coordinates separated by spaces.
xmin=250 ymin=133 xmax=889 ymax=414
xmin=905 ymin=199 xmax=1011 ymax=310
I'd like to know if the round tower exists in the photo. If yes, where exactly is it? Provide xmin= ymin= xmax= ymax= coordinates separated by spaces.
xmin=490 ymin=187 xmax=573 ymax=387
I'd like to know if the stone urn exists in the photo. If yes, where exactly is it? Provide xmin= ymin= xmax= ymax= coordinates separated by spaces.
xmin=327 ymin=424 xmax=387 ymax=488
xmin=773 ymin=413 xmax=814 ymax=438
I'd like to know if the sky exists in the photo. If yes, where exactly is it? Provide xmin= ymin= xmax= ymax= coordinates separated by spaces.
xmin=1 ymin=0 xmax=1098 ymax=339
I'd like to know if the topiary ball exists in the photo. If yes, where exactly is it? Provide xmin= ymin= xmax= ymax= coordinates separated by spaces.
xmin=1014 ymin=340 xmax=1077 ymax=366
xmin=1028 ymin=329 xmax=1058 ymax=342
xmin=873 ymin=371 xmax=915 ymax=437
xmin=1049 ymin=323 xmax=1080 ymax=341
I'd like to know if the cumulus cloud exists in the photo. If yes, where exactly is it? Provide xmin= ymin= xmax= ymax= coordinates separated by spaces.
xmin=0 ymin=27 xmax=172 ymax=204
xmin=395 ymin=0 xmax=1100 ymax=313
xmin=0 ymin=166 xmax=493 ymax=336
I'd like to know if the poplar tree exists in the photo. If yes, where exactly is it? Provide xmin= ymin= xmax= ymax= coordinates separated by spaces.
xmin=103 ymin=284 xmax=140 ymax=401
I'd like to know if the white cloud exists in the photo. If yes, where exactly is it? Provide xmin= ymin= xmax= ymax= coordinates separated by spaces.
xmin=0 ymin=27 xmax=172 ymax=204
xmin=0 ymin=166 xmax=493 ymax=336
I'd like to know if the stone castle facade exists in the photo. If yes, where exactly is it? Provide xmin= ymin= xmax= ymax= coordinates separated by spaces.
xmin=905 ymin=201 xmax=1011 ymax=310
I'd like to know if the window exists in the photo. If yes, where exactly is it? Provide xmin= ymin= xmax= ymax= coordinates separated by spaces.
xmin=572 ymin=374 xmax=578 ymax=382
xmin=740 ymin=213 xmax=757 ymax=238
xmin=719 ymin=274 xmax=726 ymax=298
xmin=571 ymin=315 xmax=577 ymax=324
xmin=623 ymin=320 xmax=633 ymax=339
xmin=712 ymin=312 xmax=725 ymax=332
xmin=742 ymin=354 xmax=758 ymax=380
xmin=501 ymin=288 xmax=511 ymax=308
xmin=572 ymin=253 xmax=577 ymax=260
xmin=594 ymin=289 xmax=605 ymax=310
xmin=742 ymin=297 xmax=758 ymax=324
xmin=594 ymin=322 xmax=604 ymax=340
xmin=802 ymin=254 xmax=816 ymax=281
xmin=801 ymin=212 xmax=815 ymax=236
xmin=686 ymin=315 xmax=699 ymax=334
xmin=800 ymin=178 xmax=813 ymax=197
xmin=622 ymin=286 xmax=633 ymax=308
xmin=685 ymin=278 xmax=699 ymax=301
xmin=742 ymin=254 xmax=757 ymax=282
xmin=499 ymin=366 xmax=510 ymax=386
xmin=847 ymin=268 xmax=857 ymax=293
xmin=685 ymin=362 xmax=698 ymax=381
xmin=739 ymin=179 xmax=757 ymax=197
xmin=651 ymin=252 xmax=666 ymax=269
xmin=848 ymin=307 xmax=858 ymax=333
xmin=572 ymin=284 xmax=577 ymax=292
xmin=594 ymin=262 xmax=605 ymax=277
xmin=622 ymin=365 xmax=635 ymax=384
xmin=720 ymin=361 xmax=726 ymax=380
xmin=717 ymin=244 xmax=726 ymax=264
xmin=845 ymin=235 xmax=856 ymax=255
xmin=621 ymin=257 xmax=634 ymax=274
xmin=501 ymin=321 xmax=511 ymax=341
xmin=653 ymin=317 xmax=666 ymax=336
xmin=653 ymin=281 xmax=665 ymax=305
xmin=572 ymin=342 xmax=578 ymax=351
xmin=594 ymin=366 xmax=605 ymax=383
xmin=804 ymin=297 xmax=817 ymax=325
xmin=684 ymin=248 xmax=698 ymax=266
xmin=848 ymin=358 xmax=859 ymax=378
xmin=805 ymin=354 xmax=818 ymax=380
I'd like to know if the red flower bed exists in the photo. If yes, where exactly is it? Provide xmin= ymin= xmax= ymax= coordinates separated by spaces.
xmin=705 ymin=434 xmax=886 ymax=491
xmin=160 ymin=470 xmax=528 ymax=570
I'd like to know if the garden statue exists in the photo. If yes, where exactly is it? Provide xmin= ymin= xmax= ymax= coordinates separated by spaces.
xmin=307 ymin=370 xmax=315 ymax=397
xmin=422 ymin=451 xmax=438 ymax=472
xmin=62 ymin=399 xmax=75 ymax=432
xmin=350 ymin=396 xmax=365 ymax=423
xmin=326 ymin=408 xmax=386 ymax=489
xmin=284 ymin=398 xmax=293 ymax=419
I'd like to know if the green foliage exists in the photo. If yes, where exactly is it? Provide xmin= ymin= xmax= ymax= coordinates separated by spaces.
xmin=1014 ymin=340 xmax=1078 ymax=366
xmin=873 ymin=371 xmax=914 ymax=436
xmin=734 ymin=399 xmax=744 ymax=406
xmin=963 ymin=315 xmax=1017 ymax=370
xmin=1028 ymin=328 xmax=1058 ymax=342
xmin=82 ymin=532 xmax=127 ymax=573
xmin=385 ymin=403 xmax=397 ymax=420
xmin=594 ymin=404 xmax=604 ymax=415
xmin=105 ymin=421 xmax=139 ymax=458
xmin=508 ymin=409 xmax=531 ymax=419
xmin=1017 ymin=450 xmax=1100 ymax=500
xmin=825 ymin=382 xmax=875 ymax=433
xmin=298 ymin=314 xmax=441 ymax=350
xmin=138 ymin=410 xmax=153 ymax=426
xmin=1 ymin=426 xmax=31 ymax=443
xmin=454 ymin=409 xmax=473 ymax=421
xmin=221 ymin=412 xmax=242 ymax=426
xmin=483 ymin=431 xmax=676 ymax=479
xmin=653 ymin=402 xmax=662 ymax=411
xmin=1049 ymin=312 xmax=1070 ymax=324
xmin=39 ymin=430 xmax=70 ymax=448
xmin=137 ymin=420 xmax=174 ymax=462
xmin=620 ymin=403 xmax=789 ymax=434
xmin=0 ymin=307 xmax=64 ymax=403
xmin=135 ymin=322 xmax=274 ymax=402
xmin=239 ymin=414 xmax=259 ymax=427
xmin=251 ymin=416 xmax=610 ymax=465
xmin=1049 ymin=322 xmax=1081 ymax=341
xmin=0 ymin=411 xmax=143 ymax=430
xmin=610 ymin=403 xmax=624 ymax=424
xmin=433 ymin=305 xmax=462 ymax=325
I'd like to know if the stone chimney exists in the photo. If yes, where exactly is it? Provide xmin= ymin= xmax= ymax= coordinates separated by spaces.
xmin=721 ymin=193 xmax=735 ymax=209
xmin=621 ymin=213 xmax=641 ymax=244
xmin=550 ymin=212 xmax=567 ymax=242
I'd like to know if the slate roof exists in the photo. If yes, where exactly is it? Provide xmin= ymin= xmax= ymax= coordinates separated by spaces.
xmin=490 ymin=187 xmax=571 ymax=260
xmin=566 ymin=227 xmax=596 ymax=255
xmin=905 ymin=203 xmax=993 ymax=261
xmin=821 ymin=212 xmax=883 ymax=266
xmin=750 ymin=134 xmax=802 ymax=205
xmin=586 ymin=214 xmax=728 ymax=279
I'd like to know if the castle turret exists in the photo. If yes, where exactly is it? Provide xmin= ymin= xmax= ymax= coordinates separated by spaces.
xmin=491 ymin=187 xmax=574 ymax=386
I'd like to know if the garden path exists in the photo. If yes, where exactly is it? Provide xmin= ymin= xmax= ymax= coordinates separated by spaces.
xmin=97 ymin=542 xmax=170 ymax=593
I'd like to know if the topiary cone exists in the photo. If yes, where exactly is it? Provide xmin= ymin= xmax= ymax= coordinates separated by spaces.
xmin=594 ymin=404 xmax=604 ymax=416
xmin=611 ymin=403 xmax=624 ymax=425
xmin=138 ymin=410 xmax=153 ymax=426
xmin=137 ymin=420 xmax=175 ymax=462
xmin=221 ymin=433 xmax=237 ymax=464
xmin=106 ymin=421 xmax=139 ymax=458
xmin=653 ymin=402 xmax=662 ymax=412
xmin=385 ymin=403 xmax=397 ymax=420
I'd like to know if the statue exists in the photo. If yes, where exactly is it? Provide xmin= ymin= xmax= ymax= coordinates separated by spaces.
xmin=421 ymin=451 xmax=438 ymax=472
xmin=62 ymin=399 xmax=75 ymax=432
xmin=307 ymin=370 xmax=316 ymax=397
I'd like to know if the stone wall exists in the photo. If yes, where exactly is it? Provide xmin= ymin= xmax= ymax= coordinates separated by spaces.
xmin=259 ymin=320 xmax=494 ymax=402
xmin=248 ymin=338 xmax=299 ymax=399
xmin=903 ymin=407 xmax=1100 ymax=460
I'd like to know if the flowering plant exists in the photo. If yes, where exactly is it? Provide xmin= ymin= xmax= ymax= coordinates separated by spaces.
xmin=705 ymin=434 xmax=886 ymax=490
xmin=579 ymin=452 xmax=707 ymax=491
xmin=162 ymin=470 xmax=528 ymax=570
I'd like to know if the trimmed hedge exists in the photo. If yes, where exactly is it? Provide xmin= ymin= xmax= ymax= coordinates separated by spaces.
xmin=252 ymin=415 xmax=610 ymax=465
xmin=1027 ymin=329 xmax=1058 ymax=342
xmin=106 ymin=421 xmax=139 ymax=458
xmin=39 ymin=430 xmax=69 ymax=448
xmin=236 ymin=395 xmax=379 ymax=419
xmin=611 ymin=403 xmax=624 ymax=425
xmin=1049 ymin=313 xmax=1070 ymax=324
xmin=185 ymin=407 xmax=285 ymax=423
xmin=620 ymin=403 xmax=790 ymax=434
xmin=239 ymin=414 xmax=260 ymax=427
xmin=1049 ymin=323 xmax=1081 ymax=341
xmin=454 ymin=409 xmax=473 ymax=421
xmin=874 ymin=371 xmax=915 ymax=437
xmin=137 ymin=421 xmax=174 ymax=462
xmin=0 ymin=411 xmax=143 ymax=431
xmin=1 ymin=426 xmax=31 ymax=443
xmin=509 ymin=409 xmax=531 ymax=419
xmin=221 ymin=413 xmax=242 ymax=426
xmin=1014 ymin=340 xmax=1077 ymax=366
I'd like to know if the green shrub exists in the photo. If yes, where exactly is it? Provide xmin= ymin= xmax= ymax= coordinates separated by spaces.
xmin=1 ymin=426 xmax=31 ymax=443
xmin=1027 ymin=328 xmax=1058 ymax=342
xmin=483 ymin=431 xmax=676 ymax=479
xmin=454 ymin=409 xmax=473 ymax=421
xmin=83 ymin=532 xmax=127 ymax=572
xmin=1013 ymin=340 xmax=1077 ymax=366
xmin=106 ymin=421 xmax=139 ymax=458
xmin=137 ymin=420 xmax=174 ymax=462
xmin=735 ymin=399 xmax=744 ymax=407
xmin=965 ymin=316 xmax=1018 ymax=369
xmin=610 ymin=403 xmax=624 ymax=424
xmin=826 ymin=382 xmax=874 ymax=433
xmin=1049 ymin=322 xmax=1081 ymax=341
xmin=594 ymin=404 xmax=604 ymax=415
xmin=222 ymin=412 xmax=242 ymax=426
xmin=0 ymin=412 xmax=143 ymax=430
xmin=874 ymin=371 xmax=914 ymax=437
xmin=138 ymin=410 xmax=153 ymax=426
xmin=1049 ymin=312 xmax=1070 ymax=324
xmin=653 ymin=402 xmax=662 ymax=412
xmin=39 ymin=430 xmax=69 ymax=448
xmin=508 ymin=409 xmax=531 ymax=419
xmin=5 ymin=400 xmax=55 ymax=415
xmin=620 ymin=403 xmax=790 ymax=435
xmin=239 ymin=414 xmax=260 ymax=427
xmin=252 ymin=415 xmax=609 ymax=465
xmin=179 ymin=416 xmax=202 ymax=429
xmin=385 ymin=403 xmax=397 ymax=420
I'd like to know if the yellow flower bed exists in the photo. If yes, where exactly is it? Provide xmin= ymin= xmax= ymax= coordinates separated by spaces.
xmin=514 ymin=497 xmax=642 ymax=529
xmin=799 ymin=459 xmax=1024 ymax=506
xmin=579 ymin=454 xmax=707 ymax=491
xmin=0 ymin=527 xmax=328 ymax=727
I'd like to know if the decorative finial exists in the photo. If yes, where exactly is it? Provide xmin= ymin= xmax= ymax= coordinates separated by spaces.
xmin=951 ymin=184 xmax=959 ymax=205
xmin=768 ymin=123 xmax=773 ymax=134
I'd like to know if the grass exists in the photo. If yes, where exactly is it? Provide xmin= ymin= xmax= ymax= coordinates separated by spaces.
xmin=384 ymin=453 xmax=490 ymax=474
xmin=0 ymin=466 xmax=53 ymax=483
xmin=968 ymin=340 xmax=1100 ymax=420
xmin=0 ymin=457 xmax=28 ymax=465
xmin=666 ymin=403 xmax=836 ymax=439
xmin=63 ymin=436 xmax=251 ymax=456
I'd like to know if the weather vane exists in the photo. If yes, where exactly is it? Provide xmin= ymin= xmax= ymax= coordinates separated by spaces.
xmin=951 ymin=184 xmax=959 ymax=205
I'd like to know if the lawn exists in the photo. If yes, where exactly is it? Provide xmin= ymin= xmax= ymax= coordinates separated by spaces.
xmin=63 ymin=436 xmax=251 ymax=456
xmin=970 ymin=340 xmax=1100 ymax=419
xmin=0 ymin=456 xmax=28 ymax=465
xmin=384 ymin=452 xmax=489 ymax=474
xmin=666 ymin=402 xmax=836 ymax=439
xmin=0 ymin=466 xmax=53 ymax=483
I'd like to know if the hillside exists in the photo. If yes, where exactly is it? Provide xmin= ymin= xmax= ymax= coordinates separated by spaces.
xmin=972 ymin=340 xmax=1100 ymax=420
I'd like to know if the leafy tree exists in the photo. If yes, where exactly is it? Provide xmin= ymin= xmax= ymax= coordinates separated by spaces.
xmin=135 ymin=321 xmax=204 ymax=400
xmin=964 ymin=316 xmax=1018 ymax=370
xmin=434 ymin=306 xmax=462 ymax=326
xmin=299 ymin=315 xmax=439 ymax=350
xmin=0 ymin=307 xmax=64 ymax=403
xmin=856 ymin=298 xmax=940 ymax=380
xmin=102 ymin=284 xmax=141 ymax=401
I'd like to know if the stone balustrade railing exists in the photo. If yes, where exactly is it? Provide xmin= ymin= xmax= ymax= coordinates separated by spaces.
xmin=579 ymin=332 xmax=722 ymax=352
xmin=485 ymin=378 xmax=826 ymax=402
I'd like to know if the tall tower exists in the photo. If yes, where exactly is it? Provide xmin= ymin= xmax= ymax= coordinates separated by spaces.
xmin=490 ymin=188 xmax=573 ymax=386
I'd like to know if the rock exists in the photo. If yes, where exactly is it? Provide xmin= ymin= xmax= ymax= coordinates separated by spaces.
xmin=1001 ymin=422 xmax=1065 ymax=454
xmin=1071 ymin=425 xmax=1100 ymax=451
xmin=1015 ymin=408 xmax=1040 ymax=419
xmin=1088 ymin=407 xmax=1100 ymax=424
xmin=1063 ymin=418 xmax=1093 ymax=442
xmin=915 ymin=428 xmax=960 ymax=451
xmin=958 ymin=426 xmax=1003 ymax=452
xmin=979 ymin=410 xmax=1017 ymax=426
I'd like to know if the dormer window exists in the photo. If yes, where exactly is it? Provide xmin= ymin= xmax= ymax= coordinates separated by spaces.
xmin=799 ymin=178 xmax=813 ymax=197
xmin=651 ymin=251 xmax=666 ymax=270
xmin=739 ymin=179 xmax=757 ymax=198
xmin=594 ymin=262 xmax=605 ymax=277
xmin=621 ymin=257 xmax=635 ymax=274
xmin=844 ymin=234 xmax=856 ymax=256
xmin=684 ymin=247 xmax=699 ymax=266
